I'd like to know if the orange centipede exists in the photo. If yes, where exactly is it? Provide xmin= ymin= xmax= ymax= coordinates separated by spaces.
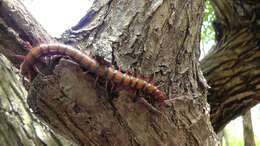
xmin=19 ymin=43 xmax=167 ymax=103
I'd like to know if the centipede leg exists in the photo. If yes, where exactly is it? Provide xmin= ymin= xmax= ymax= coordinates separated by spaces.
xmin=33 ymin=65 xmax=44 ymax=76
xmin=144 ymin=74 xmax=154 ymax=84
xmin=159 ymin=100 xmax=166 ymax=107
xmin=27 ymin=70 xmax=33 ymax=82
xmin=88 ymin=49 xmax=93 ymax=57
xmin=132 ymin=90 xmax=140 ymax=102
xmin=22 ymin=41 xmax=33 ymax=51
xmin=35 ymin=37 xmax=46 ymax=45
xmin=117 ymin=65 xmax=122 ymax=72
xmin=94 ymin=75 xmax=99 ymax=87
xmin=44 ymin=56 xmax=50 ymax=66
xmin=21 ymin=76 xmax=30 ymax=90
xmin=105 ymin=79 xmax=110 ymax=97
xmin=171 ymin=85 xmax=178 ymax=93
xmin=110 ymin=81 xmax=117 ymax=95
xmin=83 ymin=70 xmax=91 ymax=76
xmin=79 ymin=46 xmax=84 ymax=53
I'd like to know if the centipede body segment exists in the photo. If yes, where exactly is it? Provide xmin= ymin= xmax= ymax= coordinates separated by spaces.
xmin=20 ymin=43 xmax=167 ymax=102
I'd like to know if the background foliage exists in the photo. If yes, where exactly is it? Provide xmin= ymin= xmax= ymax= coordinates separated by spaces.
xmin=201 ymin=1 xmax=260 ymax=146
xmin=201 ymin=0 xmax=215 ymax=44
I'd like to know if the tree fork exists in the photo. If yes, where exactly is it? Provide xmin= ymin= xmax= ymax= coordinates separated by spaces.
xmin=0 ymin=0 xmax=220 ymax=145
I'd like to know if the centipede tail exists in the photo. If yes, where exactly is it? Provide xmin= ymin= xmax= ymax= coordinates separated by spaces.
xmin=20 ymin=43 xmax=167 ymax=102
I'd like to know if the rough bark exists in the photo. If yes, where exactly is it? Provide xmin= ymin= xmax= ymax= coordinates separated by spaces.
xmin=0 ymin=55 xmax=76 ymax=146
xmin=217 ymin=131 xmax=223 ymax=146
xmin=201 ymin=0 xmax=260 ymax=132
xmin=242 ymin=110 xmax=256 ymax=146
xmin=0 ymin=0 xmax=219 ymax=145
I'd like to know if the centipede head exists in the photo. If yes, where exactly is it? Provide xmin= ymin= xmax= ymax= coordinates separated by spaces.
xmin=20 ymin=61 xmax=33 ymax=81
xmin=153 ymin=89 xmax=167 ymax=103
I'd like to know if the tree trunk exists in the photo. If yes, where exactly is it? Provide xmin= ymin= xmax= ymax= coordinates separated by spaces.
xmin=217 ymin=131 xmax=224 ymax=146
xmin=243 ymin=110 xmax=256 ymax=146
xmin=0 ymin=1 xmax=75 ymax=145
xmin=218 ymin=129 xmax=229 ymax=146
xmin=201 ymin=0 xmax=260 ymax=132
xmin=1 ymin=0 xmax=219 ymax=145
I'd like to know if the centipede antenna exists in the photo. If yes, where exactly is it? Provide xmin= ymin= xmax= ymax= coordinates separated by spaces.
xmin=139 ymin=98 xmax=162 ymax=114
xmin=13 ymin=55 xmax=25 ymax=61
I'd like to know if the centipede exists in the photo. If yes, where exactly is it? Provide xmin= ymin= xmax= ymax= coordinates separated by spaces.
xmin=19 ymin=43 xmax=167 ymax=103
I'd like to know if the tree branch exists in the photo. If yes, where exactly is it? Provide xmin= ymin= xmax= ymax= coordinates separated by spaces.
xmin=201 ymin=0 xmax=260 ymax=132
